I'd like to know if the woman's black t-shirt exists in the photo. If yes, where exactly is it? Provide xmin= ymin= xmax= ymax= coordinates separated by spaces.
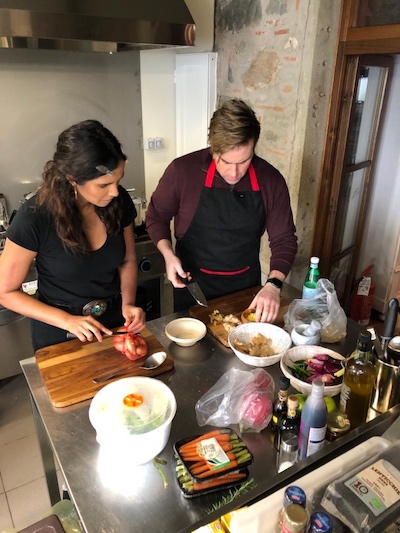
xmin=6 ymin=186 xmax=136 ymax=306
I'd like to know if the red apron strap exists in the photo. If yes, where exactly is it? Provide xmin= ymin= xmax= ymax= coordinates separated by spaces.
xmin=205 ymin=160 xmax=259 ymax=191
xmin=249 ymin=164 xmax=260 ymax=191
xmin=205 ymin=160 xmax=216 ymax=187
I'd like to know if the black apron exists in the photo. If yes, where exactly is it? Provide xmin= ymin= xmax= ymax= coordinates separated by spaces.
xmin=174 ymin=160 xmax=265 ymax=310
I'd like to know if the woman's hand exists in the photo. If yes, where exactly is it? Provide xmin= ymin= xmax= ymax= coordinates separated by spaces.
xmin=249 ymin=284 xmax=281 ymax=323
xmin=64 ymin=315 xmax=115 ymax=343
xmin=122 ymin=304 xmax=146 ymax=333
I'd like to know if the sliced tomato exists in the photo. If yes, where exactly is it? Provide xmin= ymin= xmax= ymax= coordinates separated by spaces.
xmin=123 ymin=393 xmax=144 ymax=407
xmin=112 ymin=327 xmax=148 ymax=361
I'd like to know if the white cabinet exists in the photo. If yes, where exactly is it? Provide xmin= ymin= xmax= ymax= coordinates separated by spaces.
xmin=175 ymin=53 xmax=217 ymax=157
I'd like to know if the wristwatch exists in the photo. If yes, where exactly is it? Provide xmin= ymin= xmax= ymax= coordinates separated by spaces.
xmin=266 ymin=277 xmax=283 ymax=290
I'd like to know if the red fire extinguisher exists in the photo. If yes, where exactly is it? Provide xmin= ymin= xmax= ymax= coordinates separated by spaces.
xmin=350 ymin=265 xmax=375 ymax=326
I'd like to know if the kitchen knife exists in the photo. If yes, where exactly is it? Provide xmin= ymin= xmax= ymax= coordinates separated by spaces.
xmin=180 ymin=276 xmax=208 ymax=307
xmin=66 ymin=331 xmax=129 ymax=340
xmin=381 ymin=298 xmax=399 ymax=354
xmin=368 ymin=327 xmax=385 ymax=361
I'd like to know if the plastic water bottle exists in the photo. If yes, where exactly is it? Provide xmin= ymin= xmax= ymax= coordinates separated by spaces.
xmin=302 ymin=257 xmax=320 ymax=299
xmin=298 ymin=379 xmax=327 ymax=460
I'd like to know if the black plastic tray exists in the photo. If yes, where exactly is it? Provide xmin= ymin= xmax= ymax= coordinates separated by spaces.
xmin=173 ymin=428 xmax=253 ymax=483
xmin=174 ymin=453 xmax=249 ymax=498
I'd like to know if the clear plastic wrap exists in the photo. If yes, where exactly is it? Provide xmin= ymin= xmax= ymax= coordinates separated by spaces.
xmin=284 ymin=278 xmax=347 ymax=343
xmin=321 ymin=440 xmax=400 ymax=532
xmin=195 ymin=368 xmax=275 ymax=433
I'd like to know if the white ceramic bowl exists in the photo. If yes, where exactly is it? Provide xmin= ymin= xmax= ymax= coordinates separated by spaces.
xmin=280 ymin=345 xmax=345 ymax=397
xmin=228 ymin=323 xmax=292 ymax=367
xmin=89 ymin=376 xmax=177 ymax=465
xmin=165 ymin=317 xmax=207 ymax=347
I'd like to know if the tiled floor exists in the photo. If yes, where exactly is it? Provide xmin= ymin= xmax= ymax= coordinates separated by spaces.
xmin=0 ymin=374 xmax=61 ymax=532
xmin=0 ymin=282 xmax=174 ymax=532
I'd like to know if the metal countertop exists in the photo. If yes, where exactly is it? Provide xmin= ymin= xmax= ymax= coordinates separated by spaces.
xmin=20 ymin=304 xmax=400 ymax=533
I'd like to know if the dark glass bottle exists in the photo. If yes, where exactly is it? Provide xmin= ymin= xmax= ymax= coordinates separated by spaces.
xmin=275 ymin=395 xmax=300 ymax=450
xmin=271 ymin=376 xmax=290 ymax=432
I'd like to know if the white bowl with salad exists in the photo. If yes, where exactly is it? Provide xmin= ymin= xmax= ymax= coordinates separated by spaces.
xmin=89 ymin=376 xmax=177 ymax=465
xmin=280 ymin=345 xmax=345 ymax=397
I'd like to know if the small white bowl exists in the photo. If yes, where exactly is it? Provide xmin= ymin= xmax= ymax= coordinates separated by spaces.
xmin=280 ymin=345 xmax=344 ymax=397
xmin=165 ymin=317 xmax=207 ymax=347
xmin=228 ymin=323 xmax=292 ymax=367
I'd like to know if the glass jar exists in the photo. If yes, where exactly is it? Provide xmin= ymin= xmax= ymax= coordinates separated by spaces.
xmin=326 ymin=411 xmax=351 ymax=442
xmin=278 ymin=431 xmax=299 ymax=472
xmin=276 ymin=486 xmax=307 ymax=531
xmin=308 ymin=511 xmax=333 ymax=533
xmin=280 ymin=504 xmax=308 ymax=532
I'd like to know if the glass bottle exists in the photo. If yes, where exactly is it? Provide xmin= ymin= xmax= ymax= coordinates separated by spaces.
xmin=298 ymin=379 xmax=327 ymax=460
xmin=302 ymin=257 xmax=320 ymax=299
xmin=275 ymin=395 xmax=300 ymax=450
xmin=339 ymin=331 xmax=375 ymax=428
xmin=271 ymin=376 xmax=291 ymax=432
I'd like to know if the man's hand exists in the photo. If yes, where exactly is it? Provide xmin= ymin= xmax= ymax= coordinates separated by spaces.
xmin=157 ymin=239 xmax=191 ymax=288
xmin=165 ymin=253 xmax=191 ymax=288
xmin=249 ymin=284 xmax=281 ymax=323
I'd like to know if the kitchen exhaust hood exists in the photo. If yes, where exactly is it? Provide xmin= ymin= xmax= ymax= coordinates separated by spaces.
xmin=0 ymin=0 xmax=195 ymax=53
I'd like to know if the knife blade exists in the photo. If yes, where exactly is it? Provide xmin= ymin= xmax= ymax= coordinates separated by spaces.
xmin=368 ymin=327 xmax=385 ymax=361
xmin=180 ymin=276 xmax=208 ymax=307
xmin=66 ymin=331 xmax=129 ymax=340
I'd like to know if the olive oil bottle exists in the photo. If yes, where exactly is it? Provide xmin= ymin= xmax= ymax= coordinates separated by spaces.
xmin=339 ymin=331 xmax=375 ymax=429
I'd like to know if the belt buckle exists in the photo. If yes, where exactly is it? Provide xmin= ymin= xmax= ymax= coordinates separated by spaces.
xmin=82 ymin=300 xmax=107 ymax=317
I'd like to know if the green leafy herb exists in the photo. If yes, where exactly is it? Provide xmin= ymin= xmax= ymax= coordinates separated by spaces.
xmin=205 ymin=478 xmax=257 ymax=514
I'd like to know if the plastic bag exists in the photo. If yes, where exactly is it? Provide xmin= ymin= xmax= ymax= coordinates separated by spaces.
xmin=284 ymin=278 xmax=347 ymax=343
xmin=195 ymin=368 xmax=275 ymax=433
xmin=321 ymin=440 xmax=400 ymax=532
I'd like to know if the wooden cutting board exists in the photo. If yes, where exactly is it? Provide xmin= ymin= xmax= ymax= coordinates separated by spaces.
xmin=35 ymin=328 xmax=174 ymax=408
xmin=189 ymin=285 xmax=291 ymax=347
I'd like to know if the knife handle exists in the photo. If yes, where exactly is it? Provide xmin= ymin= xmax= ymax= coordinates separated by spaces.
xmin=382 ymin=298 xmax=399 ymax=341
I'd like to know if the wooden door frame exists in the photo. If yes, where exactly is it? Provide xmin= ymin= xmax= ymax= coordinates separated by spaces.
xmin=312 ymin=1 xmax=400 ymax=284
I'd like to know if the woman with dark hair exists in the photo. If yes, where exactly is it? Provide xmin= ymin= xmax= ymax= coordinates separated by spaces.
xmin=0 ymin=119 xmax=145 ymax=351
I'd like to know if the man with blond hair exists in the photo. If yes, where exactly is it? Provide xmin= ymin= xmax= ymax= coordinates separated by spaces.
xmin=146 ymin=99 xmax=297 ymax=322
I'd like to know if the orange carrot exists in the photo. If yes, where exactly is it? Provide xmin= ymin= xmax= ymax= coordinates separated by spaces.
xmin=179 ymin=435 xmax=234 ymax=453
xmin=194 ymin=461 xmax=239 ymax=478
xmin=180 ymin=442 xmax=234 ymax=461
xmin=189 ymin=459 xmax=208 ymax=470
xmin=178 ymin=430 xmax=230 ymax=451
xmin=186 ymin=472 xmax=247 ymax=492
xmin=180 ymin=455 xmax=204 ymax=463
xmin=189 ymin=452 xmax=239 ymax=475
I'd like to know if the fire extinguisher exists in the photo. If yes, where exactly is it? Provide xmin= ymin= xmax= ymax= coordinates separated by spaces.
xmin=349 ymin=265 xmax=375 ymax=326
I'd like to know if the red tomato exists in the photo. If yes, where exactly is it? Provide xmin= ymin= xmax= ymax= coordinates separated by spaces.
xmin=112 ymin=327 xmax=148 ymax=361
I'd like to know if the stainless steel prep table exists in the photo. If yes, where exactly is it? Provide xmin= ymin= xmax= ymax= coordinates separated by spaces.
xmin=20 ymin=305 xmax=400 ymax=533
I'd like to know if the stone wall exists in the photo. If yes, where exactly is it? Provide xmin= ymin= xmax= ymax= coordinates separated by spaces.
xmin=214 ymin=0 xmax=341 ymax=288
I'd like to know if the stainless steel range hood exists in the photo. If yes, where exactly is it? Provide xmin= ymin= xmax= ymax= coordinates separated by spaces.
xmin=0 ymin=0 xmax=195 ymax=53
